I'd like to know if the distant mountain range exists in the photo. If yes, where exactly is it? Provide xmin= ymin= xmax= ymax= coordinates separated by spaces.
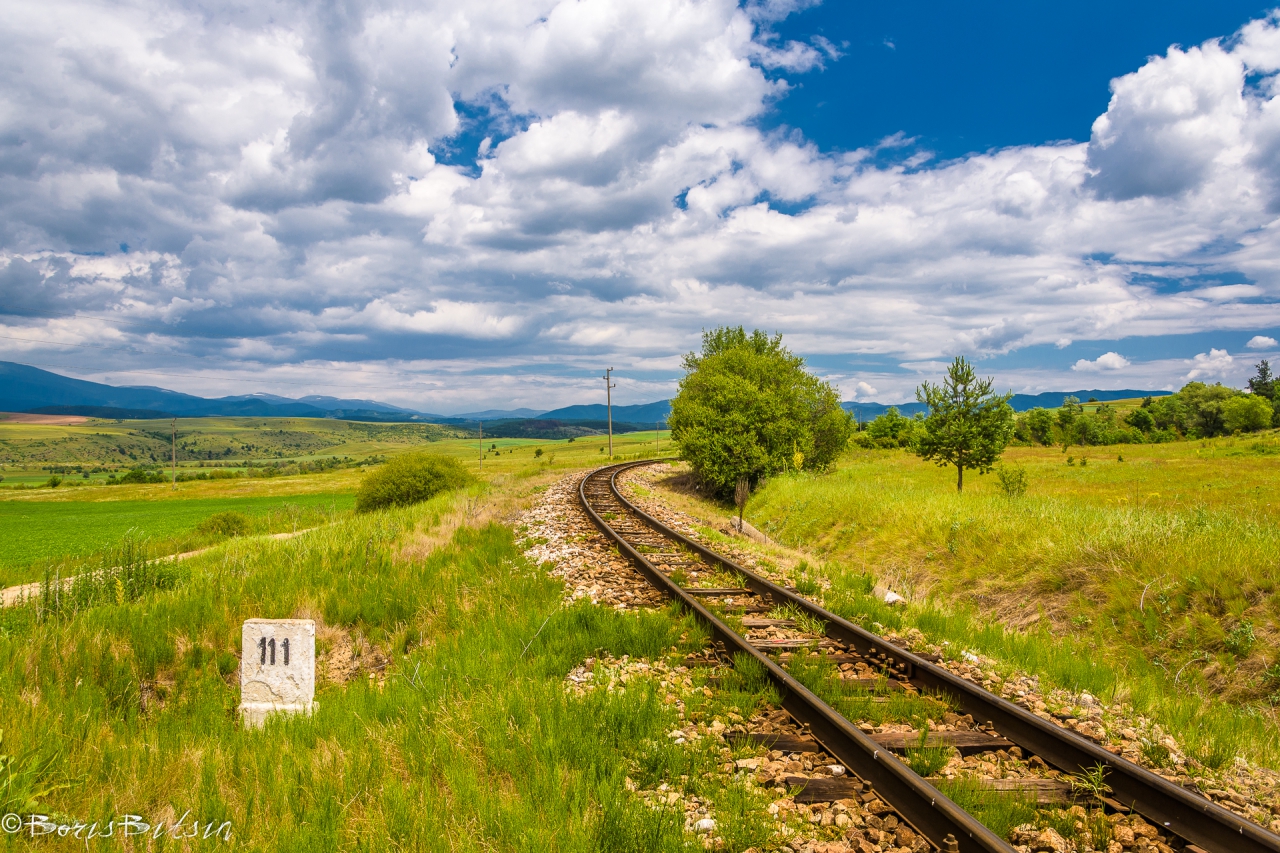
xmin=0 ymin=362 xmax=672 ymax=429
xmin=0 ymin=362 xmax=433 ymax=421
xmin=842 ymin=389 xmax=1172 ymax=421
xmin=2 ymin=362 xmax=1171 ymax=432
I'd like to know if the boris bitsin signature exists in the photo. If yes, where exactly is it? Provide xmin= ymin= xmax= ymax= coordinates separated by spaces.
xmin=2 ymin=811 xmax=232 ymax=841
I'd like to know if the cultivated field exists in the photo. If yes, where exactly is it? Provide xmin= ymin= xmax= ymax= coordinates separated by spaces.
xmin=0 ymin=415 xmax=671 ymax=586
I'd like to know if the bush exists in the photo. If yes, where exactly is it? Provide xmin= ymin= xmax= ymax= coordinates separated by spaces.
xmin=855 ymin=407 xmax=922 ymax=449
xmin=1222 ymin=394 xmax=1273 ymax=434
xmin=114 ymin=468 xmax=167 ymax=485
xmin=196 ymin=511 xmax=251 ymax=539
xmin=355 ymin=452 xmax=472 ymax=513
xmin=994 ymin=464 xmax=1028 ymax=498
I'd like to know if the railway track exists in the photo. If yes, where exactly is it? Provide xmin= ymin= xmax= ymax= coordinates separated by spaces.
xmin=579 ymin=460 xmax=1280 ymax=853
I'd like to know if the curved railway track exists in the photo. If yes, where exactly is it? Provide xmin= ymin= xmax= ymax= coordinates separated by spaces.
xmin=579 ymin=460 xmax=1280 ymax=853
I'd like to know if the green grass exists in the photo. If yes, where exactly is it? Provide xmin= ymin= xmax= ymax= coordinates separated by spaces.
xmin=0 ymin=493 xmax=353 ymax=585
xmin=739 ymin=435 xmax=1280 ymax=766
xmin=934 ymin=778 xmax=1038 ymax=840
xmin=0 ymin=485 xmax=784 ymax=852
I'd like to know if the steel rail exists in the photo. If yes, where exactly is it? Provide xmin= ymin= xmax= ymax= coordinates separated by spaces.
xmin=580 ymin=462 xmax=1014 ymax=853
xmin=602 ymin=460 xmax=1280 ymax=853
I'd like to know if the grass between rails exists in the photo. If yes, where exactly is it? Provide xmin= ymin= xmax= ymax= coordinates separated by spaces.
xmin=0 ymin=484 xmax=780 ymax=851
xmin=728 ymin=437 xmax=1280 ymax=766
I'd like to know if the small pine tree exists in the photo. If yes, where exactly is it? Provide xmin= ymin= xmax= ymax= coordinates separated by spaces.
xmin=1249 ymin=360 xmax=1275 ymax=400
xmin=914 ymin=357 xmax=1015 ymax=491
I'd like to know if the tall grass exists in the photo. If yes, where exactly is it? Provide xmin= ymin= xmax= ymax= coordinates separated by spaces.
xmin=746 ymin=451 xmax=1280 ymax=766
xmin=0 ymin=488 xmax=779 ymax=851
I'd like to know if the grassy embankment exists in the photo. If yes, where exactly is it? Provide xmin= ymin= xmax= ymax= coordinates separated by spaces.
xmin=0 ymin=475 xmax=779 ymax=851
xmin=730 ymin=431 xmax=1280 ymax=767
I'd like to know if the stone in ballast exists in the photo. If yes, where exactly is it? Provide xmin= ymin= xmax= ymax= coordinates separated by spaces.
xmin=239 ymin=619 xmax=315 ymax=728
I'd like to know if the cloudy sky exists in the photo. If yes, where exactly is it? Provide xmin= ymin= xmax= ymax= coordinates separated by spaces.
xmin=3 ymin=0 xmax=1280 ymax=412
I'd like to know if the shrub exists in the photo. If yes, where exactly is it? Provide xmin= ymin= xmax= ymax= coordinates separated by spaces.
xmin=1222 ymin=394 xmax=1273 ymax=434
xmin=994 ymin=464 xmax=1028 ymax=498
xmin=355 ymin=452 xmax=472 ymax=513
xmin=115 ymin=468 xmax=167 ymax=485
xmin=1225 ymin=620 xmax=1256 ymax=657
xmin=856 ymin=407 xmax=923 ymax=449
xmin=196 ymin=511 xmax=251 ymax=539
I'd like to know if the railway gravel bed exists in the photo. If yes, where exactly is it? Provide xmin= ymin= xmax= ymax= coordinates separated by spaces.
xmin=517 ymin=464 xmax=1280 ymax=853
xmin=620 ymin=464 xmax=1280 ymax=836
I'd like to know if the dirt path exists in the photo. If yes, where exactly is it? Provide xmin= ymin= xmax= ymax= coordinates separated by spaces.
xmin=1 ymin=528 xmax=317 ymax=607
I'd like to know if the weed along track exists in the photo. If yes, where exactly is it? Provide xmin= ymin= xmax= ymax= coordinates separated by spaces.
xmin=580 ymin=461 xmax=1280 ymax=853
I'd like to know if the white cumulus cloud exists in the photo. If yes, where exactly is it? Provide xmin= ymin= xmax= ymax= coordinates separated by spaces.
xmin=2 ymin=1 xmax=1280 ymax=410
xmin=1072 ymin=352 xmax=1131 ymax=372
xmin=1247 ymin=334 xmax=1278 ymax=348
xmin=1187 ymin=348 xmax=1235 ymax=379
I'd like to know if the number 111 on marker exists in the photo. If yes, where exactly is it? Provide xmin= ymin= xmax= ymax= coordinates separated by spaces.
xmin=258 ymin=637 xmax=290 ymax=665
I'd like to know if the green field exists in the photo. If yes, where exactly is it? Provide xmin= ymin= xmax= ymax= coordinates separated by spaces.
xmin=0 ymin=492 xmax=354 ymax=586
xmin=742 ymin=434 xmax=1280 ymax=700
xmin=3 ymin=410 xmax=1280 ymax=849
xmin=0 ymin=422 xmax=673 ymax=588
xmin=0 ymin=484 xmax=795 ymax=851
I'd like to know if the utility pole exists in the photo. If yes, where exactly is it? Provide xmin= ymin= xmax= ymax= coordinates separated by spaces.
xmin=479 ymin=420 xmax=483 ymax=472
xmin=171 ymin=417 xmax=177 ymax=490
xmin=656 ymin=422 xmax=660 ymax=456
xmin=603 ymin=367 xmax=616 ymax=458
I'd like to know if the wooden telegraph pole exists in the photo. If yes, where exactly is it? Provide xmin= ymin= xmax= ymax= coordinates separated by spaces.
xmin=479 ymin=420 xmax=483 ymax=472
xmin=603 ymin=367 xmax=616 ymax=458
xmin=171 ymin=417 xmax=177 ymax=490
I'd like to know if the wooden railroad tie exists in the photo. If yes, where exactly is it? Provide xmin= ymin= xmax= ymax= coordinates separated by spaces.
xmin=782 ymin=775 xmax=1082 ymax=805
xmin=732 ymin=729 xmax=1015 ymax=756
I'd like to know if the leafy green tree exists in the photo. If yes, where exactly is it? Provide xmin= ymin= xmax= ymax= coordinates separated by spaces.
xmin=1222 ymin=394 xmax=1274 ymax=433
xmin=669 ymin=327 xmax=852 ymax=497
xmin=1149 ymin=394 xmax=1190 ymax=433
xmin=1024 ymin=408 xmax=1055 ymax=445
xmin=1125 ymin=406 xmax=1155 ymax=433
xmin=857 ymin=407 xmax=922 ymax=448
xmin=1055 ymin=396 xmax=1084 ymax=449
xmin=914 ymin=357 xmax=1015 ymax=491
xmin=1178 ymin=382 xmax=1235 ymax=436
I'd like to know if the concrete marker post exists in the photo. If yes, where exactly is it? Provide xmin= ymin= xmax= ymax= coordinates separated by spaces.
xmin=239 ymin=619 xmax=316 ymax=728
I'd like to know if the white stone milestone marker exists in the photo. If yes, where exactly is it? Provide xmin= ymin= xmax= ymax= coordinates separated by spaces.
xmin=239 ymin=619 xmax=315 ymax=728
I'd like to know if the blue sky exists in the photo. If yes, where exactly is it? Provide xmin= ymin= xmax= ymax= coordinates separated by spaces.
xmin=1 ymin=0 xmax=1279 ymax=411
xmin=768 ymin=2 xmax=1273 ymax=158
